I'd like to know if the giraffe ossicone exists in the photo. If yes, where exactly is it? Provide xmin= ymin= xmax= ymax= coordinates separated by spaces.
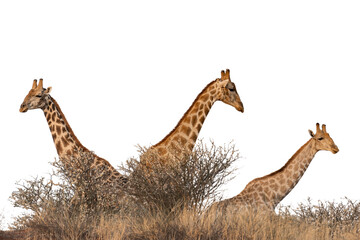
xmin=143 ymin=69 xmax=244 ymax=165
xmin=210 ymin=123 xmax=339 ymax=213
xmin=20 ymin=79 xmax=127 ymax=187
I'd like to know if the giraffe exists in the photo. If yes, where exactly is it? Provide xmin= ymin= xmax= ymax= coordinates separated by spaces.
xmin=143 ymin=69 xmax=244 ymax=165
xmin=19 ymin=79 xmax=127 ymax=188
xmin=211 ymin=123 xmax=339 ymax=213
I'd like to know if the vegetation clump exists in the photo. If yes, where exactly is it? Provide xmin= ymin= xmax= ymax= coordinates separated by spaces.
xmin=10 ymin=142 xmax=239 ymax=239
xmin=9 ymin=142 xmax=360 ymax=239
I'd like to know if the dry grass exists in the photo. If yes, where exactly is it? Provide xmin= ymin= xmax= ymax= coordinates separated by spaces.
xmin=8 ymin=142 xmax=360 ymax=239
xmin=82 ymin=204 xmax=360 ymax=240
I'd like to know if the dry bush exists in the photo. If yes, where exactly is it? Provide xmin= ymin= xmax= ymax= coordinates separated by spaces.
xmin=9 ymin=142 xmax=239 ymax=239
xmin=121 ymin=141 xmax=239 ymax=214
xmin=53 ymin=151 xmax=126 ymax=214
xmin=10 ymin=142 xmax=360 ymax=240
xmin=10 ymin=151 xmax=128 ymax=239
xmin=289 ymin=198 xmax=360 ymax=238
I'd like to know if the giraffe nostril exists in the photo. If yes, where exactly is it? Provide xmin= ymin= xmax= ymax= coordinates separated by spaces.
xmin=20 ymin=103 xmax=28 ymax=112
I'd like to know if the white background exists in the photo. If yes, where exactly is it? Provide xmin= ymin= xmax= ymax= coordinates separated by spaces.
xmin=1 ymin=0 xmax=359 ymax=228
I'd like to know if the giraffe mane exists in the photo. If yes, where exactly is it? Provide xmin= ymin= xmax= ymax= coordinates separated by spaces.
xmin=153 ymin=79 xmax=217 ymax=148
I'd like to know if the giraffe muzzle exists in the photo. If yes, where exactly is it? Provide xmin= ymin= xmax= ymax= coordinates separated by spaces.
xmin=332 ymin=145 xmax=339 ymax=154
xmin=19 ymin=103 xmax=28 ymax=113
xmin=236 ymin=102 xmax=244 ymax=113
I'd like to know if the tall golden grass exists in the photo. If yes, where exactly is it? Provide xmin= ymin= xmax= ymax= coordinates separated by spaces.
xmin=9 ymin=142 xmax=360 ymax=239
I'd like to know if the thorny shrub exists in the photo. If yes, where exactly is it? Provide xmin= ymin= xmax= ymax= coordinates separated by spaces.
xmin=10 ymin=151 xmax=129 ymax=239
xmin=121 ymin=141 xmax=239 ymax=214
xmin=291 ymin=197 xmax=360 ymax=237
xmin=9 ymin=142 xmax=240 ymax=239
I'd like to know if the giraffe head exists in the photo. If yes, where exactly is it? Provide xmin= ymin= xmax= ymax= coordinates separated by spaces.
xmin=20 ymin=79 xmax=52 ymax=112
xmin=215 ymin=69 xmax=244 ymax=112
xmin=308 ymin=123 xmax=339 ymax=154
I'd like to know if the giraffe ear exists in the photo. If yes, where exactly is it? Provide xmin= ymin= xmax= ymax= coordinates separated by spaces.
xmin=308 ymin=130 xmax=315 ymax=138
xmin=44 ymin=87 xmax=52 ymax=94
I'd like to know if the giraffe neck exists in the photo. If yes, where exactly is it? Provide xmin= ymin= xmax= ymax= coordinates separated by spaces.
xmin=152 ymin=80 xmax=219 ymax=157
xmin=42 ymin=96 xmax=86 ymax=158
xmin=275 ymin=139 xmax=318 ymax=202
xmin=234 ymin=139 xmax=318 ymax=210
xmin=42 ymin=95 xmax=126 ymax=185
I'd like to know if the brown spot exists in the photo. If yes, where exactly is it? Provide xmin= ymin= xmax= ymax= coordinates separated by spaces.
xmin=279 ymin=178 xmax=285 ymax=184
xmin=170 ymin=142 xmax=180 ymax=152
xmin=66 ymin=150 xmax=72 ymax=155
xmin=62 ymin=127 xmax=66 ymax=133
xmin=157 ymin=147 xmax=167 ymax=156
xmin=204 ymin=106 xmax=210 ymax=115
xmin=190 ymin=102 xmax=200 ymax=114
xmin=199 ymin=115 xmax=205 ymax=123
xmin=210 ymin=89 xmax=216 ymax=95
xmin=200 ymin=93 xmax=209 ymax=102
xmin=56 ymin=141 xmax=63 ymax=154
xmin=51 ymin=102 xmax=55 ymax=111
xmin=196 ymin=123 xmax=202 ymax=132
xmin=61 ymin=136 xmax=69 ymax=148
xmin=294 ymin=163 xmax=300 ymax=170
xmin=49 ymin=102 xmax=54 ymax=112
xmin=191 ymin=115 xmax=198 ymax=127
xmin=190 ymin=132 xmax=197 ymax=142
xmin=269 ymin=179 xmax=275 ymax=184
xmin=180 ymin=126 xmax=191 ymax=136
xmin=199 ymin=104 xmax=204 ymax=110
xmin=272 ymin=184 xmax=279 ymax=191
xmin=179 ymin=136 xmax=186 ymax=145
xmin=52 ymin=134 xmax=57 ymax=141
xmin=51 ymin=112 xmax=56 ymax=122
xmin=183 ymin=116 xmax=191 ymax=124
xmin=186 ymin=142 xmax=194 ymax=151
xmin=46 ymin=113 xmax=51 ymax=122
xmin=264 ymin=187 xmax=270 ymax=194
xmin=56 ymin=119 xmax=61 ymax=124
xmin=207 ymin=101 xmax=211 ymax=109
xmin=56 ymin=125 xmax=62 ymax=135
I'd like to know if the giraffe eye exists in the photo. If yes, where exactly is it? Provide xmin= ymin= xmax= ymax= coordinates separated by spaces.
xmin=35 ymin=94 xmax=42 ymax=98
xmin=318 ymin=137 xmax=324 ymax=141
xmin=226 ymin=83 xmax=235 ymax=92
